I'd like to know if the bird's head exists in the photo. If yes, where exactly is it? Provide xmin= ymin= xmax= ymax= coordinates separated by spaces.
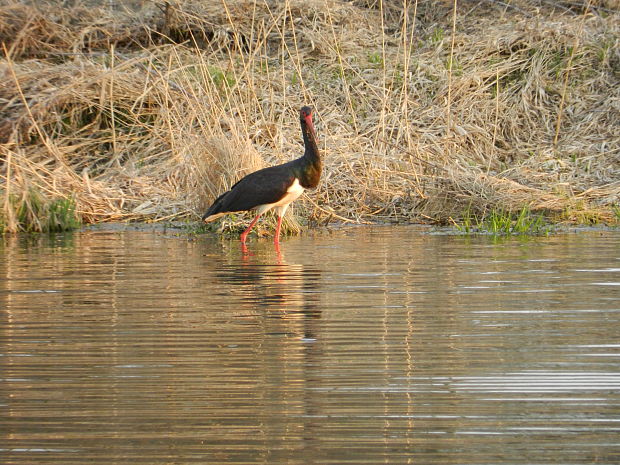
xmin=300 ymin=106 xmax=313 ymax=127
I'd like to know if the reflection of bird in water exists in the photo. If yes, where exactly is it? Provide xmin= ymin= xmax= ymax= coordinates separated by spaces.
xmin=215 ymin=257 xmax=322 ymax=340
xmin=209 ymin=253 xmax=324 ymax=442
xmin=216 ymin=263 xmax=319 ymax=310
xmin=202 ymin=106 xmax=322 ymax=250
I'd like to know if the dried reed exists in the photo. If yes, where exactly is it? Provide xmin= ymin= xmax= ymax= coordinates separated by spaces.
xmin=0 ymin=0 xmax=618 ymax=232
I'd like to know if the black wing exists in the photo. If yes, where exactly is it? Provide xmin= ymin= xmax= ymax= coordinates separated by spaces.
xmin=203 ymin=161 xmax=297 ymax=219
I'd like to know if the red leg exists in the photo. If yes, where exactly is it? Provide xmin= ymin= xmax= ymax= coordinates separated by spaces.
xmin=274 ymin=240 xmax=281 ymax=256
xmin=274 ymin=215 xmax=283 ymax=245
xmin=240 ymin=214 xmax=261 ymax=244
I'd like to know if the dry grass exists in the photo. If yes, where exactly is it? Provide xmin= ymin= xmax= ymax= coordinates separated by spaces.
xmin=0 ymin=0 xmax=619 ymax=232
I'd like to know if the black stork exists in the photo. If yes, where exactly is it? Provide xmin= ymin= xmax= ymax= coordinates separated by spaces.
xmin=202 ymin=106 xmax=321 ymax=246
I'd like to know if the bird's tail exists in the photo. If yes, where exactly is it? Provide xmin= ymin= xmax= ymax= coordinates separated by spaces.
xmin=202 ymin=211 xmax=227 ymax=223
xmin=202 ymin=207 xmax=222 ymax=223
xmin=201 ymin=192 xmax=228 ymax=222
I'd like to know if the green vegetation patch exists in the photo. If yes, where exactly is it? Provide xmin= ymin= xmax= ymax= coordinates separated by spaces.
xmin=2 ymin=189 xmax=81 ymax=233
xmin=455 ymin=206 xmax=552 ymax=236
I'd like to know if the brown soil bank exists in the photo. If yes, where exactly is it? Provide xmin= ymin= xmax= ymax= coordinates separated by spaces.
xmin=1 ymin=0 xmax=619 ymax=232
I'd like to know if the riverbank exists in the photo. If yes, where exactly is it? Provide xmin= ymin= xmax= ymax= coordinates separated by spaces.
xmin=1 ymin=0 xmax=618 ymax=232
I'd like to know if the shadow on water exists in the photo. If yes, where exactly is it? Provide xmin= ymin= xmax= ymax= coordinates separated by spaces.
xmin=1 ymin=226 xmax=619 ymax=464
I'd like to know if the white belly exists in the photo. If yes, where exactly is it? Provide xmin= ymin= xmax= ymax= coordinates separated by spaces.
xmin=256 ymin=178 xmax=304 ymax=216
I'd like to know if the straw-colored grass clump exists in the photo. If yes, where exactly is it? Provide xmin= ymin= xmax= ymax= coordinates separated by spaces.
xmin=1 ymin=0 xmax=618 ymax=232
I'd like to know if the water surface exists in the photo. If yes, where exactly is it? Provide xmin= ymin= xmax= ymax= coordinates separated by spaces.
xmin=2 ymin=226 xmax=619 ymax=464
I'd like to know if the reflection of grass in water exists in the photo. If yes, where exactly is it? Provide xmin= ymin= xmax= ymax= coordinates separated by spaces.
xmin=455 ymin=206 xmax=551 ymax=236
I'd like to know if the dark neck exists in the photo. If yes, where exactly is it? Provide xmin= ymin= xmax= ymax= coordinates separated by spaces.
xmin=296 ymin=117 xmax=322 ymax=189
xmin=301 ymin=120 xmax=320 ymax=165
